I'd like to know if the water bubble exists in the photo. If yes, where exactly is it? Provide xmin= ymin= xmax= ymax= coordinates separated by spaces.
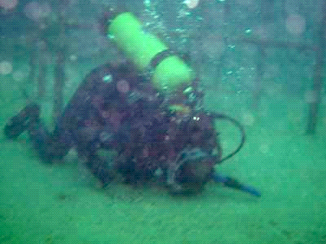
xmin=242 ymin=112 xmax=255 ymax=126
xmin=259 ymin=144 xmax=269 ymax=154
xmin=12 ymin=70 xmax=27 ymax=82
xmin=102 ymin=75 xmax=112 ymax=83
xmin=0 ymin=0 xmax=18 ymax=10
xmin=116 ymin=79 xmax=130 ymax=94
xmin=253 ymin=25 xmax=269 ymax=40
xmin=284 ymin=0 xmax=299 ymax=14
xmin=69 ymin=54 xmax=78 ymax=62
xmin=264 ymin=63 xmax=280 ymax=79
xmin=24 ymin=1 xmax=51 ymax=22
xmin=144 ymin=0 xmax=151 ymax=8
xmin=99 ymin=131 xmax=113 ymax=143
xmin=184 ymin=0 xmax=199 ymax=9
xmin=0 ymin=61 xmax=13 ymax=75
xmin=202 ymin=34 xmax=226 ymax=59
xmin=245 ymin=28 xmax=252 ymax=34
xmin=304 ymin=90 xmax=318 ymax=104
xmin=236 ymin=0 xmax=254 ymax=6
xmin=286 ymin=14 xmax=306 ymax=35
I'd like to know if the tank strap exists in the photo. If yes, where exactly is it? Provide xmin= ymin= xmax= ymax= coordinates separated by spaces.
xmin=144 ymin=49 xmax=176 ymax=81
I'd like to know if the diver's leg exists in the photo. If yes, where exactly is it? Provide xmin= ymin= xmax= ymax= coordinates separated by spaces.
xmin=74 ymin=127 xmax=114 ymax=186
xmin=4 ymin=103 xmax=70 ymax=162
xmin=4 ymin=103 xmax=40 ymax=139
xmin=28 ymin=121 xmax=70 ymax=162
xmin=85 ymin=153 xmax=114 ymax=186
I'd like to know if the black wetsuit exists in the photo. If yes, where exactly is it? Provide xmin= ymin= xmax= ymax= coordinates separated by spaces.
xmin=4 ymin=62 xmax=220 ymax=194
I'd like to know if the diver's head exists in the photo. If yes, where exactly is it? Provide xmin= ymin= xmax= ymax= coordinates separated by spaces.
xmin=166 ymin=112 xmax=220 ymax=194
xmin=167 ymin=147 xmax=215 ymax=194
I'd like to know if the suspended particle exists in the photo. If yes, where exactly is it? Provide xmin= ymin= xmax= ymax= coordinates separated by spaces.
xmin=0 ymin=0 xmax=18 ymax=10
xmin=0 ymin=61 xmax=13 ymax=75
xmin=285 ymin=14 xmax=306 ymax=35
xmin=184 ymin=0 xmax=200 ymax=9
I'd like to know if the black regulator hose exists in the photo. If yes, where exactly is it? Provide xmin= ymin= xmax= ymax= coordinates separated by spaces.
xmin=209 ymin=112 xmax=246 ymax=164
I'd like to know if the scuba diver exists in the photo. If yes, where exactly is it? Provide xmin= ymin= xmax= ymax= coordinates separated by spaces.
xmin=3 ymin=11 xmax=261 ymax=197
xmin=4 ymin=61 xmax=260 ymax=197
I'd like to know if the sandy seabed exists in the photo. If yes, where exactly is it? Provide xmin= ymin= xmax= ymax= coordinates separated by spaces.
xmin=0 ymin=67 xmax=325 ymax=244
